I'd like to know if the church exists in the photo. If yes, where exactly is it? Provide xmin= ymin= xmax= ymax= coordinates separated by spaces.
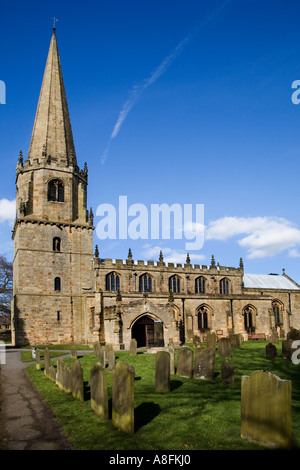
xmin=11 ymin=28 xmax=300 ymax=348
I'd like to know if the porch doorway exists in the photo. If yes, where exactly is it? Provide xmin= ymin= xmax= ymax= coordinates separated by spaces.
xmin=132 ymin=315 xmax=164 ymax=348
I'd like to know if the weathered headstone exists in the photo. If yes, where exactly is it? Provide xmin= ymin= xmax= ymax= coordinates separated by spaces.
xmin=221 ymin=360 xmax=234 ymax=385
xmin=266 ymin=342 xmax=277 ymax=358
xmin=71 ymin=360 xmax=84 ymax=402
xmin=176 ymin=347 xmax=193 ymax=378
xmin=44 ymin=347 xmax=50 ymax=378
xmin=164 ymin=346 xmax=175 ymax=374
xmin=270 ymin=330 xmax=279 ymax=344
xmin=287 ymin=328 xmax=300 ymax=340
xmin=218 ymin=338 xmax=232 ymax=358
xmin=130 ymin=338 xmax=137 ymax=356
xmin=49 ymin=364 xmax=57 ymax=383
xmin=36 ymin=349 xmax=41 ymax=370
xmin=94 ymin=341 xmax=102 ymax=358
xmin=108 ymin=350 xmax=116 ymax=372
xmin=155 ymin=351 xmax=170 ymax=392
xmin=282 ymin=339 xmax=297 ymax=360
xmin=241 ymin=370 xmax=291 ymax=448
xmin=193 ymin=335 xmax=201 ymax=348
xmin=106 ymin=343 xmax=114 ymax=359
xmin=206 ymin=331 xmax=216 ymax=349
xmin=90 ymin=363 xmax=109 ymax=419
xmin=112 ymin=362 xmax=135 ymax=434
xmin=193 ymin=347 xmax=215 ymax=381
xmin=229 ymin=333 xmax=242 ymax=348
xmin=154 ymin=321 xmax=164 ymax=347
xmin=70 ymin=346 xmax=77 ymax=359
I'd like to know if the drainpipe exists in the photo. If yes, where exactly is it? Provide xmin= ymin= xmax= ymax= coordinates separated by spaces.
xmin=230 ymin=299 xmax=234 ymax=332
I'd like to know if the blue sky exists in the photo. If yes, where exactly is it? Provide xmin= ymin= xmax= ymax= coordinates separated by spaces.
xmin=1 ymin=0 xmax=300 ymax=282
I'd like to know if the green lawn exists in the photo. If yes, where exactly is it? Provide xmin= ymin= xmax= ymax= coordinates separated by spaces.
xmin=26 ymin=341 xmax=300 ymax=450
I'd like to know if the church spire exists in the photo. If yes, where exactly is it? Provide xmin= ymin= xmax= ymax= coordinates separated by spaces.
xmin=27 ymin=28 xmax=77 ymax=167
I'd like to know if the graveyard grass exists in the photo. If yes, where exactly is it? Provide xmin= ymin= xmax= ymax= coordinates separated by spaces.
xmin=26 ymin=341 xmax=300 ymax=450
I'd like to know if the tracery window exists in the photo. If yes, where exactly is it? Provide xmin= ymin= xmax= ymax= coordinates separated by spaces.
xmin=105 ymin=272 xmax=120 ymax=291
xmin=220 ymin=277 xmax=230 ymax=294
xmin=169 ymin=275 xmax=181 ymax=293
xmin=272 ymin=300 xmax=283 ymax=327
xmin=139 ymin=273 xmax=153 ymax=292
xmin=195 ymin=276 xmax=206 ymax=294
xmin=197 ymin=305 xmax=210 ymax=331
xmin=243 ymin=305 xmax=255 ymax=333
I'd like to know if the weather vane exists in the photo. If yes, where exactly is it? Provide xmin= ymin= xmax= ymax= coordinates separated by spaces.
xmin=51 ymin=17 xmax=58 ymax=29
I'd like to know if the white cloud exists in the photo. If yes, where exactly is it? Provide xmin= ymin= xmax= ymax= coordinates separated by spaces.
xmin=206 ymin=216 xmax=300 ymax=259
xmin=0 ymin=199 xmax=16 ymax=224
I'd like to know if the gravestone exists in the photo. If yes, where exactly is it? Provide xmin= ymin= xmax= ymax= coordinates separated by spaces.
xmin=106 ymin=343 xmax=114 ymax=359
xmin=218 ymin=338 xmax=232 ymax=358
xmin=71 ymin=360 xmax=84 ymax=402
xmin=287 ymin=328 xmax=300 ymax=340
xmin=193 ymin=347 xmax=215 ymax=381
xmin=241 ymin=370 xmax=291 ymax=448
xmin=44 ymin=348 xmax=50 ymax=378
xmin=90 ymin=363 xmax=109 ymax=419
xmin=49 ymin=365 xmax=56 ymax=383
xmin=94 ymin=341 xmax=102 ymax=358
xmin=193 ymin=335 xmax=201 ymax=348
xmin=206 ymin=331 xmax=216 ymax=349
xmin=155 ymin=350 xmax=170 ymax=392
xmin=282 ymin=339 xmax=297 ymax=360
xmin=108 ymin=350 xmax=116 ymax=371
xmin=270 ymin=330 xmax=279 ymax=344
xmin=229 ymin=333 xmax=242 ymax=348
xmin=221 ymin=360 xmax=234 ymax=385
xmin=112 ymin=362 xmax=135 ymax=434
xmin=130 ymin=338 xmax=137 ymax=356
xmin=154 ymin=321 xmax=164 ymax=347
xmin=266 ymin=343 xmax=277 ymax=358
xmin=36 ymin=349 xmax=41 ymax=370
xmin=70 ymin=346 xmax=77 ymax=359
xmin=176 ymin=347 xmax=193 ymax=378
xmin=164 ymin=346 xmax=175 ymax=374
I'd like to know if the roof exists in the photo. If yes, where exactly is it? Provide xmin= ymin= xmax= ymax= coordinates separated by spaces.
xmin=243 ymin=273 xmax=300 ymax=290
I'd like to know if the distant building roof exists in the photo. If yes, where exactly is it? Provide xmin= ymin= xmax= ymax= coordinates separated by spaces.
xmin=243 ymin=273 xmax=300 ymax=290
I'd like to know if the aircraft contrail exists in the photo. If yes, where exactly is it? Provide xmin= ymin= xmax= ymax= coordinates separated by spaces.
xmin=101 ymin=0 xmax=232 ymax=164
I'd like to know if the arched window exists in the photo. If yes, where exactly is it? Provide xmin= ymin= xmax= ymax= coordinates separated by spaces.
xmin=243 ymin=305 xmax=255 ymax=333
xmin=54 ymin=277 xmax=61 ymax=291
xmin=53 ymin=237 xmax=61 ymax=252
xmin=220 ymin=277 xmax=230 ymax=294
xmin=272 ymin=300 xmax=283 ymax=327
xmin=169 ymin=275 xmax=181 ymax=293
xmin=48 ymin=179 xmax=64 ymax=202
xmin=195 ymin=276 xmax=206 ymax=294
xmin=139 ymin=273 xmax=153 ymax=292
xmin=197 ymin=305 xmax=211 ymax=331
xmin=106 ymin=272 xmax=120 ymax=291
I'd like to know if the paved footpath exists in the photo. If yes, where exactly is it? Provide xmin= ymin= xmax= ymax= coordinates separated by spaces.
xmin=0 ymin=347 xmax=72 ymax=450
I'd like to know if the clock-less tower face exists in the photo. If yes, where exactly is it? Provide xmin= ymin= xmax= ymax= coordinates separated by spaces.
xmin=12 ymin=29 xmax=94 ymax=346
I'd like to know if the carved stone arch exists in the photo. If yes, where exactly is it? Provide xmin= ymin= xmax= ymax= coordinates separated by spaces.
xmin=47 ymin=177 xmax=69 ymax=202
xmin=130 ymin=312 xmax=163 ymax=348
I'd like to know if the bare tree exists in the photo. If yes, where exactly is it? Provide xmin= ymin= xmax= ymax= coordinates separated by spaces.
xmin=0 ymin=255 xmax=13 ymax=317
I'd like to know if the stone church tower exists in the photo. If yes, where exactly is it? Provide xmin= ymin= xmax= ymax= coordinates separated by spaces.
xmin=11 ymin=28 xmax=94 ymax=346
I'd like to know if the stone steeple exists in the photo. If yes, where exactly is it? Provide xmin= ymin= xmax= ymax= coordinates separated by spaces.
xmin=27 ymin=27 xmax=77 ymax=167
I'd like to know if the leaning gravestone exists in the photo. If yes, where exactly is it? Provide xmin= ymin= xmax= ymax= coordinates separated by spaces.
xmin=90 ymin=363 xmax=109 ymax=419
xmin=36 ymin=349 xmax=41 ymax=370
xmin=177 ymin=347 xmax=193 ymax=378
xmin=112 ymin=362 xmax=135 ymax=434
xmin=130 ymin=338 xmax=137 ymax=356
xmin=241 ymin=370 xmax=291 ymax=448
xmin=155 ymin=351 xmax=170 ymax=392
xmin=206 ymin=331 xmax=216 ymax=349
xmin=218 ymin=338 xmax=232 ymax=358
xmin=221 ymin=360 xmax=234 ymax=385
xmin=71 ymin=360 xmax=84 ymax=402
xmin=266 ymin=343 xmax=277 ymax=358
xmin=43 ymin=348 xmax=50 ymax=378
xmin=193 ymin=347 xmax=215 ymax=381
xmin=164 ymin=346 xmax=175 ymax=374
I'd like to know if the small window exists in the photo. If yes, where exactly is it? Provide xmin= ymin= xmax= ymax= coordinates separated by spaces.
xmin=53 ymin=237 xmax=61 ymax=252
xmin=220 ymin=278 xmax=230 ymax=294
xmin=57 ymin=311 xmax=61 ymax=322
xmin=54 ymin=277 xmax=61 ymax=291
xmin=139 ymin=274 xmax=152 ymax=292
xmin=169 ymin=275 xmax=181 ymax=293
xmin=195 ymin=276 xmax=206 ymax=294
xmin=48 ymin=179 xmax=64 ymax=202
xmin=106 ymin=272 xmax=120 ymax=291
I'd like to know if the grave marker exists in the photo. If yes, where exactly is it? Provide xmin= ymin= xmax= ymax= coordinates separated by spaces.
xmin=112 ymin=362 xmax=135 ymax=434
xmin=155 ymin=351 xmax=170 ymax=392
